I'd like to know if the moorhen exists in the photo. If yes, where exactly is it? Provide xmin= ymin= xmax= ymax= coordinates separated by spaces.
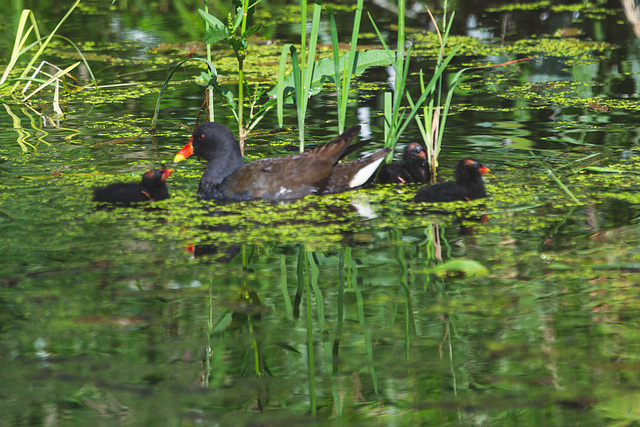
xmin=413 ymin=158 xmax=489 ymax=203
xmin=93 ymin=169 xmax=173 ymax=203
xmin=174 ymin=122 xmax=386 ymax=201
xmin=377 ymin=142 xmax=431 ymax=184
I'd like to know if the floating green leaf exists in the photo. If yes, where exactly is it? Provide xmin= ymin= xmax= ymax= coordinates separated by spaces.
xmin=429 ymin=259 xmax=489 ymax=278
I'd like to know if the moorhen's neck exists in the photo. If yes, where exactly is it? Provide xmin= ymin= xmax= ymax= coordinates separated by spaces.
xmin=191 ymin=123 xmax=246 ymax=199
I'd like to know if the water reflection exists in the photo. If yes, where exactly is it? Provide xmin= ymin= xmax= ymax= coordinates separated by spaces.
xmin=187 ymin=219 xmax=462 ymax=416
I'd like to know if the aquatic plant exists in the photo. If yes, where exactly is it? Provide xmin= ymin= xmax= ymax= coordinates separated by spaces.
xmin=327 ymin=0 xmax=363 ymax=134
xmin=151 ymin=0 xmax=276 ymax=152
xmin=198 ymin=0 xmax=276 ymax=151
xmin=410 ymin=3 xmax=460 ymax=184
xmin=271 ymin=1 xmax=392 ymax=150
xmin=273 ymin=0 xmax=323 ymax=152
xmin=0 ymin=0 xmax=97 ymax=118
xmin=369 ymin=0 xmax=460 ymax=182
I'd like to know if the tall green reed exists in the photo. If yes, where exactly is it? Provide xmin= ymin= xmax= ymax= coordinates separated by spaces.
xmin=273 ymin=0 xmax=323 ymax=152
xmin=369 ymin=0 xmax=460 ymax=169
xmin=327 ymin=0 xmax=363 ymax=134
xmin=273 ymin=1 xmax=391 ymax=149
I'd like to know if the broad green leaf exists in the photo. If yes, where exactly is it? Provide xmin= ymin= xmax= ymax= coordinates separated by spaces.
xmin=199 ymin=9 xmax=226 ymax=28
xmin=428 ymin=259 xmax=489 ymax=278
xmin=203 ymin=28 xmax=228 ymax=45
xmin=199 ymin=9 xmax=228 ymax=43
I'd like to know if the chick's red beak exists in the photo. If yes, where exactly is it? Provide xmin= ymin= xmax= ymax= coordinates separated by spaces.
xmin=174 ymin=137 xmax=194 ymax=163
xmin=161 ymin=169 xmax=174 ymax=181
xmin=479 ymin=166 xmax=490 ymax=175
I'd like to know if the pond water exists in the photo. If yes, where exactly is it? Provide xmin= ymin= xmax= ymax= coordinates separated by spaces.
xmin=3 ymin=0 xmax=640 ymax=425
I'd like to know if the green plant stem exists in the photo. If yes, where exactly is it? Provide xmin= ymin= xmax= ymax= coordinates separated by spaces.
xmin=298 ymin=0 xmax=307 ymax=149
xmin=238 ymin=0 xmax=250 ymax=138
xmin=295 ymin=0 xmax=322 ymax=152
xmin=328 ymin=0 xmax=364 ymax=133
xmin=204 ymin=0 xmax=214 ymax=122
xmin=150 ymin=57 xmax=218 ymax=132
xmin=395 ymin=0 xmax=405 ymax=108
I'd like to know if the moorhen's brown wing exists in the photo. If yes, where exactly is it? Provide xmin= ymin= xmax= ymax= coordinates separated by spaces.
xmin=223 ymin=152 xmax=338 ymax=200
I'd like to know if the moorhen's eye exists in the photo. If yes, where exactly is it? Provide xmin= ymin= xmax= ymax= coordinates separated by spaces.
xmin=199 ymin=133 xmax=206 ymax=140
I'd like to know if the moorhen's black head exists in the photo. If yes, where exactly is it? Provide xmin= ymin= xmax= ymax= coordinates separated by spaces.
xmin=455 ymin=158 xmax=490 ymax=186
xmin=175 ymin=122 xmax=242 ymax=163
xmin=141 ymin=168 xmax=173 ymax=200
xmin=141 ymin=169 xmax=173 ymax=188
xmin=404 ymin=142 xmax=428 ymax=164
xmin=413 ymin=158 xmax=490 ymax=203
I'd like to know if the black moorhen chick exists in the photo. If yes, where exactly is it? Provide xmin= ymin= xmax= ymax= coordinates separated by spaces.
xmin=93 ymin=169 xmax=173 ymax=203
xmin=174 ymin=122 xmax=386 ymax=201
xmin=414 ymin=159 xmax=489 ymax=203
xmin=377 ymin=142 xmax=430 ymax=184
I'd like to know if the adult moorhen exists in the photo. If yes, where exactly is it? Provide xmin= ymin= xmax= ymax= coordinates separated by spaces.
xmin=377 ymin=142 xmax=431 ymax=184
xmin=413 ymin=158 xmax=489 ymax=203
xmin=93 ymin=169 xmax=173 ymax=203
xmin=174 ymin=122 xmax=386 ymax=201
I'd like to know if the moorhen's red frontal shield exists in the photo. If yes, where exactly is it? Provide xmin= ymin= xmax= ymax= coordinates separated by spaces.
xmin=174 ymin=138 xmax=194 ymax=163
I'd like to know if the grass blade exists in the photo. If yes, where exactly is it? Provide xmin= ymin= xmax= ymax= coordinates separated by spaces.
xmin=149 ymin=57 xmax=218 ymax=131
xmin=22 ymin=61 xmax=80 ymax=102
xmin=12 ymin=0 xmax=82 ymax=92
